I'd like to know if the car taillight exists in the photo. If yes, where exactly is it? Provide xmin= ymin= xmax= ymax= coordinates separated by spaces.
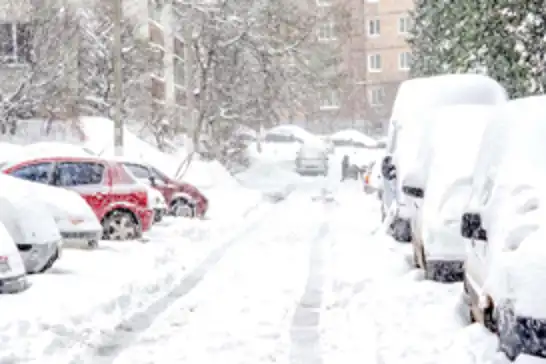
xmin=364 ymin=174 xmax=370 ymax=184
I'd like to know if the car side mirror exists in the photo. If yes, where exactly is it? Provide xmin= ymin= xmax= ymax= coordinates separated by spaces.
xmin=149 ymin=175 xmax=157 ymax=186
xmin=461 ymin=212 xmax=484 ymax=239
xmin=381 ymin=156 xmax=396 ymax=181
xmin=402 ymin=185 xmax=424 ymax=199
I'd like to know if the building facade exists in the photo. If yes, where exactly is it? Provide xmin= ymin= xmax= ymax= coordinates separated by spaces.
xmin=308 ymin=0 xmax=414 ymax=135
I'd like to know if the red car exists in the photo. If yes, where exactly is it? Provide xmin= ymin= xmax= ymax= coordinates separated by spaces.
xmin=2 ymin=156 xmax=154 ymax=240
xmin=120 ymin=160 xmax=208 ymax=218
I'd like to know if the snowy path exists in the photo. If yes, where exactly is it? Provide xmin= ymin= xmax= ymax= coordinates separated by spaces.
xmin=104 ymin=189 xmax=334 ymax=364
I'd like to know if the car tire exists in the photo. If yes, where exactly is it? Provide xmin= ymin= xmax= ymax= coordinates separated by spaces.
xmin=38 ymin=246 xmax=60 ymax=273
xmin=88 ymin=240 xmax=99 ymax=249
xmin=392 ymin=219 xmax=412 ymax=242
xmin=171 ymin=199 xmax=196 ymax=218
xmin=154 ymin=209 xmax=164 ymax=223
xmin=102 ymin=210 xmax=141 ymax=241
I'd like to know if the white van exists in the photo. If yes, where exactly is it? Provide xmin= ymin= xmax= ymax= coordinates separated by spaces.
xmin=0 ymin=221 xmax=28 ymax=293
xmin=461 ymin=96 xmax=546 ymax=361
xmin=380 ymin=73 xmax=508 ymax=242
xmin=407 ymin=105 xmax=495 ymax=282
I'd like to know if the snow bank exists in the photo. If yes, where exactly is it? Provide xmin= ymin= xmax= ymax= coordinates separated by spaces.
xmin=0 ymin=142 xmax=24 ymax=163
xmin=0 ymin=201 xmax=271 ymax=362
xmin=78 ymin=117 xmax=241 ymax=191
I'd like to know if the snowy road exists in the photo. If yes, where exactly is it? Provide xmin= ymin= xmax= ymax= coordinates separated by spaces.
xmin=1 ymin=175 xmax=502 ymax=364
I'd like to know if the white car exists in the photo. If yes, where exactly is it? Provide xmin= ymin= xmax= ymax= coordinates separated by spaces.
xmin=406 ymin=105 xmax=494 ymax=282
xmin=295 ymin=142 xmax=329 ymax=176
xmin=0 ymin=174 xmax=102 ymax=249
xmin=461 ymin=95 xmax=546 ymax=360
xmin=381 ymin=73 xmax=508 ymax=242
xmin=0 ymin=221 xmax=28 ymax=293
xmin=0 ymin=192 xmax=62 ymax=274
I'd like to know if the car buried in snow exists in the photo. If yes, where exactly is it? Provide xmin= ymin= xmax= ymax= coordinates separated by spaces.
xmin=381 ymin=73 xmax=508 ymax=243
xmin=0 ymin=174 xmax=63 ymax=274
xmin=2 ymin=155 xmax=154 ymax=241
xmin=403 ymin=104 xmax=494 ymax=283
xmin=460 ymin=95 xmax=546 ymax=361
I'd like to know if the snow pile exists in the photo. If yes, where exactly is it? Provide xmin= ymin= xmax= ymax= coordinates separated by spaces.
xmin=236 ymin=160 xmax=302 ymax=196
xmin=0 ymin=202 xmax=271 ymax=363
xmin=0 ymin=142 xmax=24 ymax=163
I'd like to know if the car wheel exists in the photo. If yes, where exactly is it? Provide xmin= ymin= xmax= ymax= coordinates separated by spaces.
xmin=88 ymin=240 xmax=99 ymax=249
xmin=171 ymin=199 xmax=196 ymax=218
xmin=154 ymin=209 xmax=164 ymax=223
xmin=102 ymin=211 xmax=140 ymax=241
xmin=38 ymin=246 xmax=60 ymax=273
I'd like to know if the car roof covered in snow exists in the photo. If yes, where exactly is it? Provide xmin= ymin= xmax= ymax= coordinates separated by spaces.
xmin=391 ymin=74 xmax=508 ymax=122
xmin=330 ymin=129 xmax=378 ymax=147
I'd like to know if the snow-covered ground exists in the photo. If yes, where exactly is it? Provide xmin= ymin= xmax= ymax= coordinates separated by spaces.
xmin=0 ymin=129 xmax=510 ymax=364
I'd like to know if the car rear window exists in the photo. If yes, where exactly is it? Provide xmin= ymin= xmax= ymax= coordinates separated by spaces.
xmin=54 ymin=162 xmax=105 ymax=186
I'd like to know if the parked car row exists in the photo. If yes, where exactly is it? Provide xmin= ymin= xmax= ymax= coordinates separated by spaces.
xmin=377 ymin=73 xmax=546 ymax=361
xmin=0 ymin=142 xmax=208 ymax=294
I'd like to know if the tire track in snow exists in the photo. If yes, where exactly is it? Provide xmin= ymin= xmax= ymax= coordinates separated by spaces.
xmin=55 ymin=192 xmax=296 ymax=364
xmin=290 ymin=196 xmax=332 ymax=364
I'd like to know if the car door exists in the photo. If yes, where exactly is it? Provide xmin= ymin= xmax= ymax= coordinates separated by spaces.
xmin=8 ymin=162 xmax=55 ymax=184
xmin=51 ymin=161 xmax=109 ymax=219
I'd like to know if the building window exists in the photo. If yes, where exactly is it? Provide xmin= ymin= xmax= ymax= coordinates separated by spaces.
xmin=369 ymin=87 xmax=385 ymax=106
xmin=399 ymin=16 xmax=411 ymax=34
xmin=399 ymin=51 xmax=411 ymax=70
xmin=368 ymin=53 xmax=381 ymax=72
xmin=174 ymin=55 xmax=184 ymax=85
xmin=368 ymin=19 xmax=380 ymax=36
xmin=317 ymin=21 xmax=335 ymax=42
xmin=150 ymin=44 xmax=165 ymax=78
xmin=0 ymin=23 xmax=31 ymax=64
xmin=320 ymin=88 xmax=340 ymax=110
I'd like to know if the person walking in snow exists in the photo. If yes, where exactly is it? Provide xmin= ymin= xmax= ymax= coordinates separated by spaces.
xmin=341 ymin=155 xmax=349 ymax=181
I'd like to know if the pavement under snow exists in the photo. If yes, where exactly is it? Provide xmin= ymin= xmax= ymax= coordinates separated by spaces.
xmin=0 ymin=153 xmax=509 ymax=364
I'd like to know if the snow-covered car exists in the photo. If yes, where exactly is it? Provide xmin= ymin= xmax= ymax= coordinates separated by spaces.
xmin=460 ymin=95 xmax=546 ymax=360
xmin=381 ymin=73 xmax=508 ymax=242
xmin=0 ymin=174 xmax=102 ymax=249
xmin=407 ymin=105 xmax=493 ymax=282
xmin=295 ymin=142 xmax=329 ymax=176
xmin=0 ymin=221 xmax=28 ymax=293
xmin=0 ymin=188 xmax=62 ymax=273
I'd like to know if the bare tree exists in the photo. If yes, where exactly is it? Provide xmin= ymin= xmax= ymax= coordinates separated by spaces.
xmin=0 ymin=1 xmax=79 ymax=135
xmin=167 ymin=0 xmax=350 ymax=174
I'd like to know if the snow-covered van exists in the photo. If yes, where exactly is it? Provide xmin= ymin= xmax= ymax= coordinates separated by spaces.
xmin=0 ymin=221 xmax=28 ymax=293
xmin=460 ymin=95 xmax=546 ymax=360
xmin=380 ymin=73 xmax=508 ymax=242
xmin=408 ymin=105 xmax=494 ymax=282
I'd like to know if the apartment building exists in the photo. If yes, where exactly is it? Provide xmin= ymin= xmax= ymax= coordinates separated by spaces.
xmin=307 ymin=0 xmax=413 ymax=134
